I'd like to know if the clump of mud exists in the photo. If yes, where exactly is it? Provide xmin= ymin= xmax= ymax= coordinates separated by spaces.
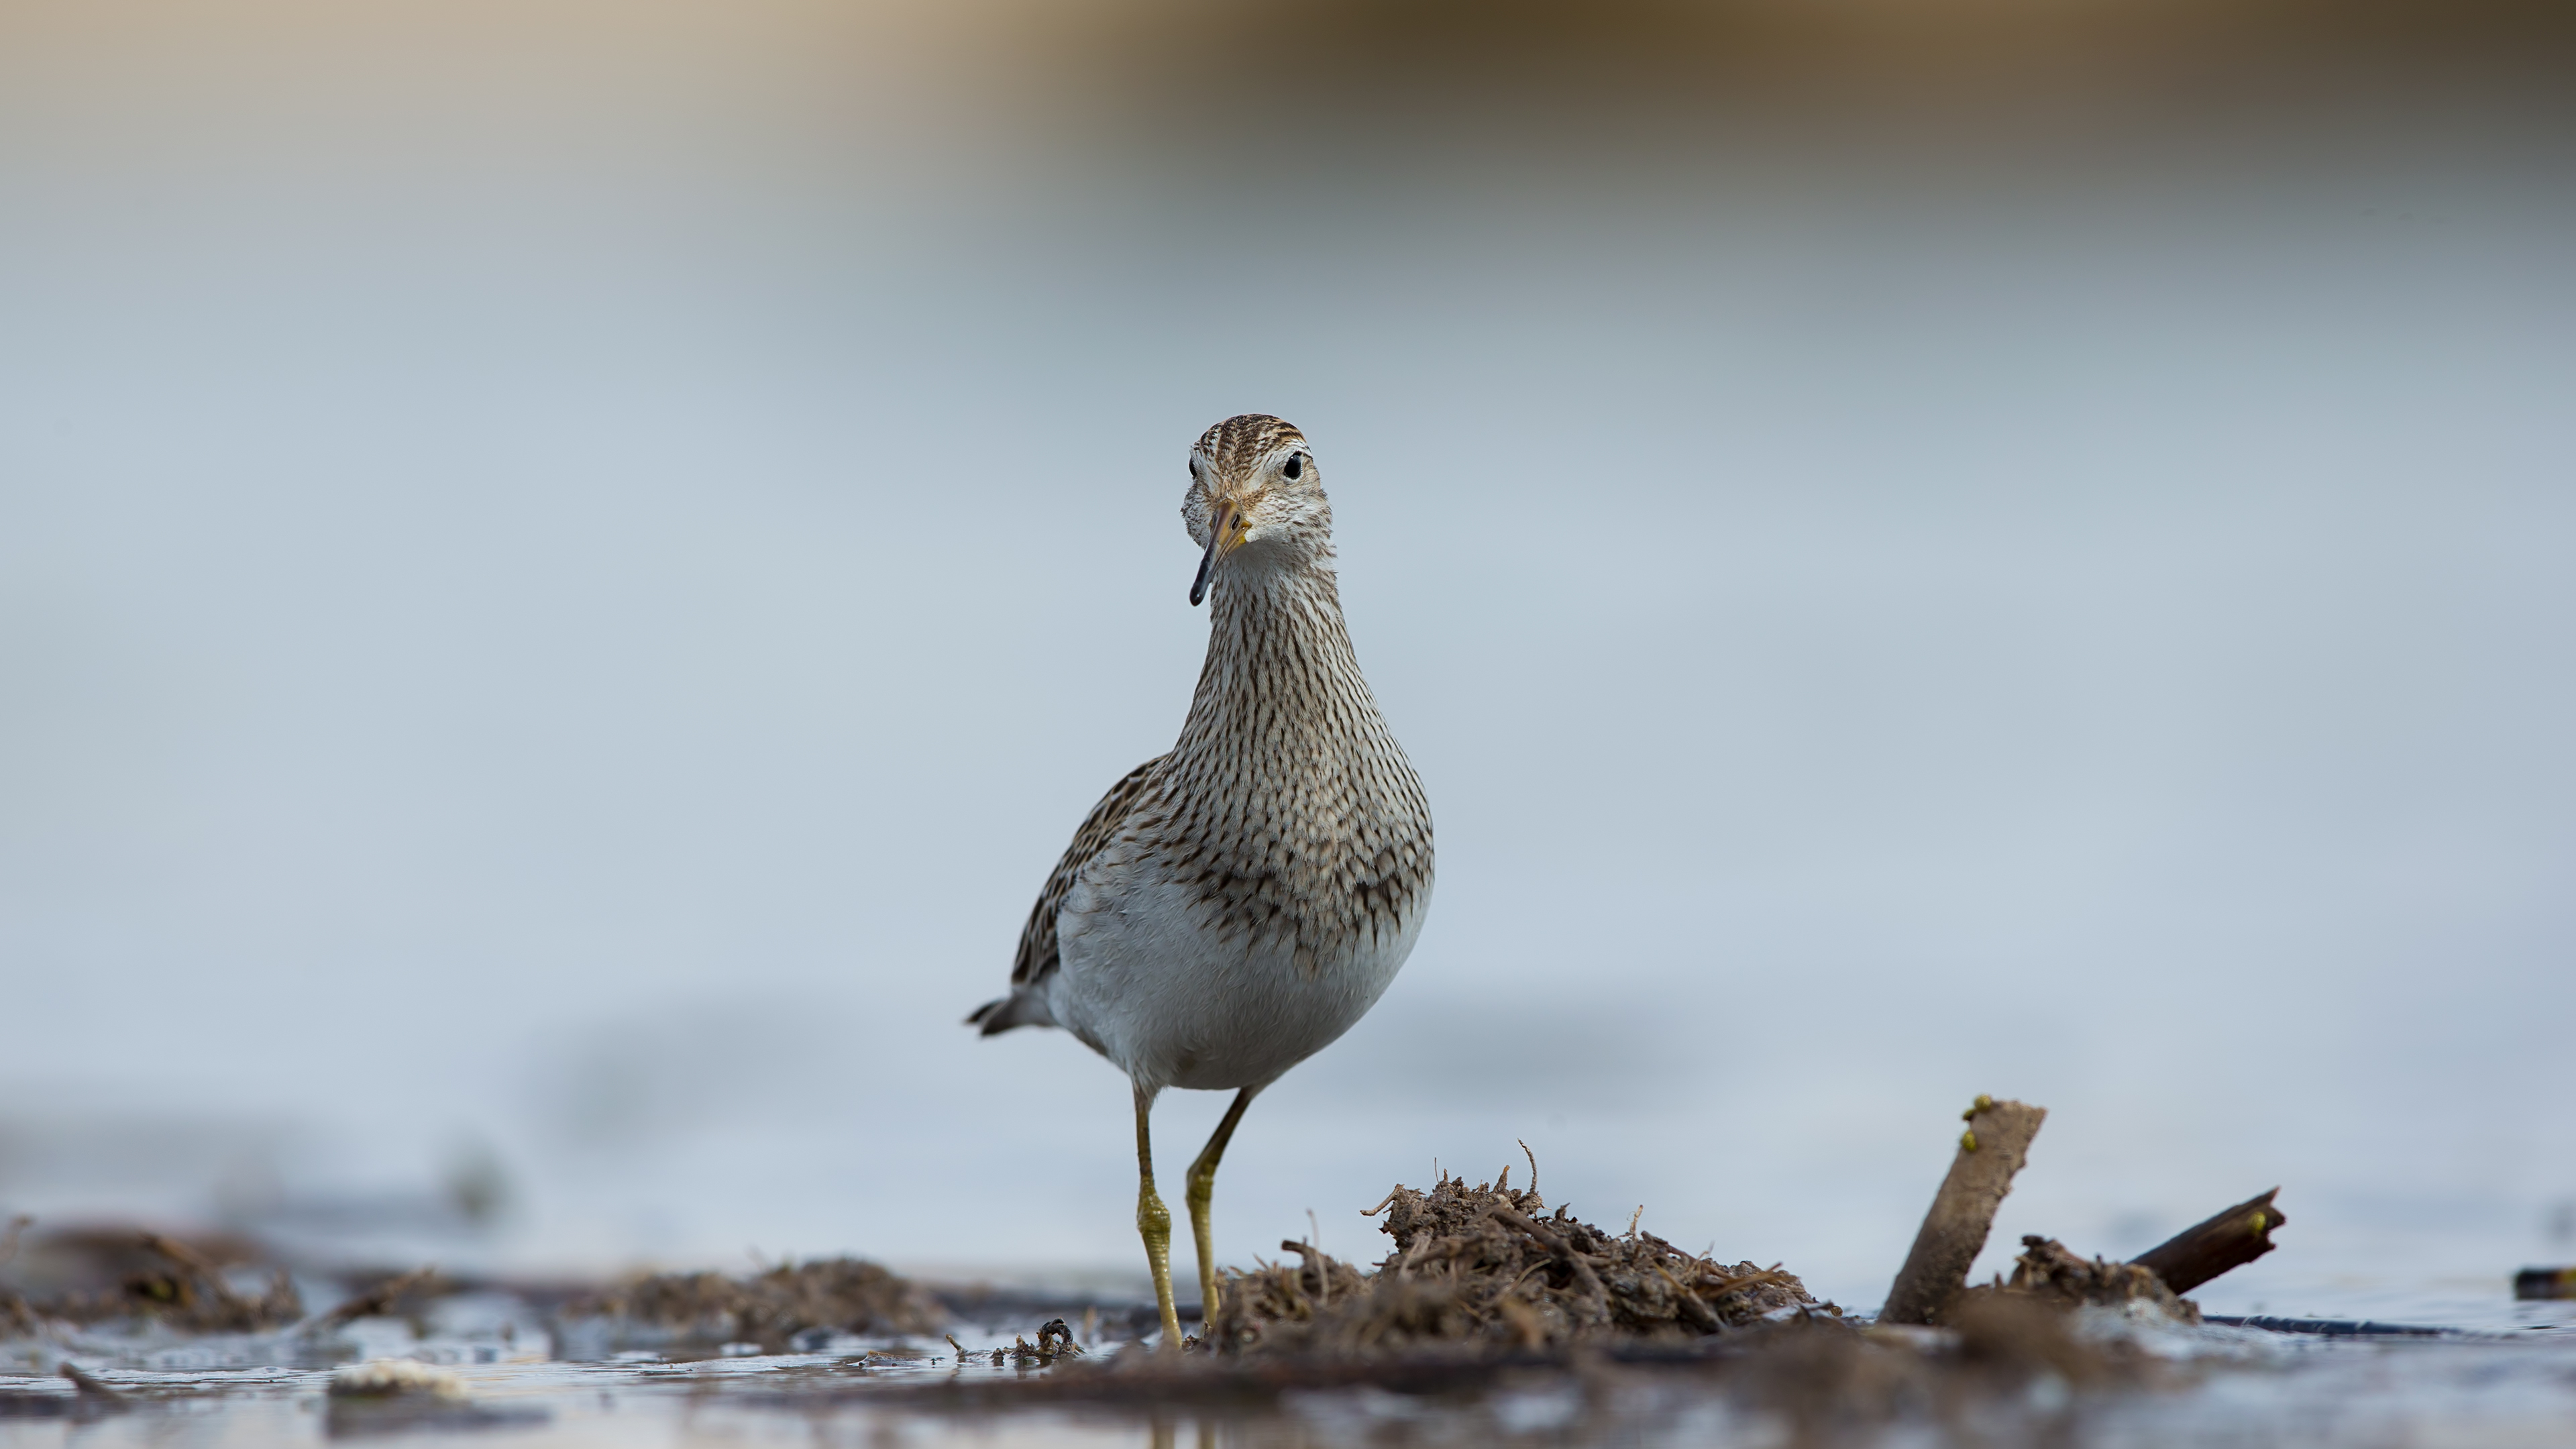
xmin=1957 ymin=1236 xmax=2199 ymax=1323
xmin=1206 ymin=1167 xmax=1817 ymax=1357
xmin=0 ymin=1225 xmax=301 ymax=1334
xmin=562 ymin=1258 xmax=945 ymax=1346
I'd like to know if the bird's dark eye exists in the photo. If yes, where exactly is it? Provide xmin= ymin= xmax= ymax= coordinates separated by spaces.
xmin=1189 ymin=458 xmax=1201 ymax=480
xmin=1283 ymin=454 xmax=1304 ymax=480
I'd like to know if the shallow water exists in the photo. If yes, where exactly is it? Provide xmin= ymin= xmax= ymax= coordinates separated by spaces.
xmin=6 ymin=1293 xmax=2573 ymax=1448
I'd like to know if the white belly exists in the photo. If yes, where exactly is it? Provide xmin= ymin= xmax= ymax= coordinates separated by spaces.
xmin=1047 ymin=867 xmax=1427 ymax=1093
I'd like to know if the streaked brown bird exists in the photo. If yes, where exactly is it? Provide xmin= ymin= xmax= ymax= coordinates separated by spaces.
xmin=969 ymin=414 xmax=1434 ymax=1346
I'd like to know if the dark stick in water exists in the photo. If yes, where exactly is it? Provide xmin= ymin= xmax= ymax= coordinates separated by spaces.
xmin=2132 ymin=1188 xmax=2286 ymax=1295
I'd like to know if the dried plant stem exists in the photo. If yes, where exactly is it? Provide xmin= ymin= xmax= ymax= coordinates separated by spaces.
xmin=1880 ymin=1098 xmax=2047 ymax=1326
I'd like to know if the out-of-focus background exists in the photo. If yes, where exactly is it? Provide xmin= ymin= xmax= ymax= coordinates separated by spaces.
xmin=3 ymin=0 xmax=2569 ymax=1322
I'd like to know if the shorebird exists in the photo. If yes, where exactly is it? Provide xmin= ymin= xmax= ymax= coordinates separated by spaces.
xmin=969 ymin=414 xmax=1434 ymax=1348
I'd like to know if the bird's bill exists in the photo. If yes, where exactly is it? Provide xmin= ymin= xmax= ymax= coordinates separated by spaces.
xmin=1189 ymin=502 xmax=1240 ymax=606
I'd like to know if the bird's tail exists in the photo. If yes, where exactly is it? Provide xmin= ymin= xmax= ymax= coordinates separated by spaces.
xmin=965 ymin=987 xmax=1055 ymax=1036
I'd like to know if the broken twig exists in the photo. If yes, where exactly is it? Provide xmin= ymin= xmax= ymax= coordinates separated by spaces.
xmin=1489 ymin=1204 xmax=1608 ymax=1320
xmin=2131 ymin=1189 xmax=2284 ymax=1295
xmin=1880 ymin=1096 xmax=2047 ymax=1326
xmin=58 ymin=1363 xmax=125 ymax=1403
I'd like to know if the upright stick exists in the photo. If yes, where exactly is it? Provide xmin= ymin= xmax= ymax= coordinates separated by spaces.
xmin=1879 ymin=1096 xmax=2047 ymax=1326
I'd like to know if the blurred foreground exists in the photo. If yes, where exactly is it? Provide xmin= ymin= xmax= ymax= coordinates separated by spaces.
xmin=5 ymin=1152 xmax=2576 ymax=1448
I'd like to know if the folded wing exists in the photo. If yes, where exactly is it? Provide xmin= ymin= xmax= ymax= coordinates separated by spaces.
xmin=966 ymin=754 xmax=1169 ymax=1035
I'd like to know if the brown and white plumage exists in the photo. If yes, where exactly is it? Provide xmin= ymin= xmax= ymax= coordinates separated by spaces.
xmin=976 ymin=753 xmax=1166 ymax=1033
xmin=967 ymin=413 xmax=1434 ymax=1344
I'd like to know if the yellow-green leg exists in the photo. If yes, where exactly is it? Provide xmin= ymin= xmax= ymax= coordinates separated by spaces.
xmin=1185 ymin=1086 xmax=1260 ymax=1336
xmin=1134 ymin=1084 xmax=1183 ymax=1350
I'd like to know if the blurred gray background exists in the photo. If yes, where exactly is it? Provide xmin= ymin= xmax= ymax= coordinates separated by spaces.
xmin=2 ymin=0 xmax=2570 ymax=1319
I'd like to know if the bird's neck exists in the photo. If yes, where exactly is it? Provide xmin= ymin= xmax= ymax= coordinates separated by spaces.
xmin=1177 ymin=555 xmax=1368 ymax=759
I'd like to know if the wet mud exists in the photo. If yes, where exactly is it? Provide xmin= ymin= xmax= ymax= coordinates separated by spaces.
xmin=559 ymin=1256 xmax=947 ymax=1348
xmin=4 ymin=1112 xmax=2571 ymax=1446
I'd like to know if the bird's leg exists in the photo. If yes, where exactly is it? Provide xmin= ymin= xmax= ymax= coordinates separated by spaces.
xmin=1133 ymin=1083 xmax=1183 ymax=1350
xmin=1185 ymin=1086 xmax=1260 ymax=1336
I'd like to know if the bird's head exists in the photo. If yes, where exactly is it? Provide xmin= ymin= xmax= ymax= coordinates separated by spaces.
xmin=1182 ymin=413 xmax=1332 ymax=606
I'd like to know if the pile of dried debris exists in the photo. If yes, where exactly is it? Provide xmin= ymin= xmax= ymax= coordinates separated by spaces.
xmin=1964 ymin=1236 xmax=2198 ymax=1321
xmin=1874 ymin=1099 xmax=2285 ymax=1334
xmin=1190 ymin=1100 xmax=2286 ymax=1367
xmin=1205 ymin=1159 xmax=1816 ymax=1358
xmin=561 ymin=1257 xmax=945 ymax=1347
xmin=0 ymin=1222 xmax=301 ymax=1334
